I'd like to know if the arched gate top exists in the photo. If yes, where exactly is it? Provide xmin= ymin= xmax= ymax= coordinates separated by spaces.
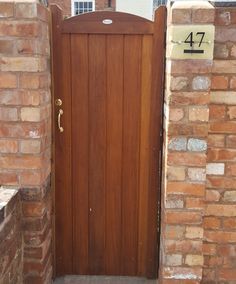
xmin=50 ymin=4 xmax=165 ymax=34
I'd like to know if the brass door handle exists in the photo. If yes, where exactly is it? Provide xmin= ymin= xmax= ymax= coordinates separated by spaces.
xmin=58 ymin=109 xmax=64 ymax=133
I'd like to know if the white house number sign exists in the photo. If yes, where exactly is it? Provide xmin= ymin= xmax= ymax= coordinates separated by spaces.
xmin=170 ymin=25 xmax=215 ymax=60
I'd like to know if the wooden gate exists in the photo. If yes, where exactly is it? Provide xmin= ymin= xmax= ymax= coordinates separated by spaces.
xmin=51 ymin=6 xmax=166 ymax=279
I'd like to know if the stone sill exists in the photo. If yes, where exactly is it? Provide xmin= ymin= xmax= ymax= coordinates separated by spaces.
xmin=0 ymin=187 xmax=19 ymax=226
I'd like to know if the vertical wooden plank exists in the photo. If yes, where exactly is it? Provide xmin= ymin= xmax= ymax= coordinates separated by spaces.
xmin=137 ymin=35 xmax=153 ymax=276
xmin=88 ymin=34 xmax=106 ymax=275
xmin=53 ymin=27 xmax=73 ymax=276
xmin=50 ymin=5 xmax=61 ymax=277
xmin=105 ymin=35 xmax=124 ymax=275
xmin=121 ymin=35 xmax=142 ymax=276
xmin=146 ymin=6 xmax=166 ymax=279
xmin=71 ymin=34 xmax=89 ymax=274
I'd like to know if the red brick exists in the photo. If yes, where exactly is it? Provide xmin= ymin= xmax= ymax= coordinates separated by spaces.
xmin=0 ymin=122 xmax=45 ymax=138
xmin=208 ymin=149 xmax=236 ymax=162
xmin=206 ymin=190 xmax=221 ymax=202
xmin=168 ymin=152 xmax=206 ymax=167
xmin=23 ymin=213 xmax=48 ymax=233
xmin=169 ymin=108 xmax=184 ymax=122
xmin=203 ymin=268 xmax=216 ymax=281
xmin=0 ymin=73 xmax=17 ymax=89
xmin=205 ymin=231 xmax=236 ymax=243
xmin=37 ymin=4 xmax=50 ymax=22
xmin=166 ymin=212 xmax=202 ymax=225
xmin=0 ymin=172 xmax=18 ymax=185
xmin=167 ymin=182 xmax=205 ymax=196
xmin=0 ymin=139 xmax=18 ymax=153
xmin=215 ymin=10 xmax=231 ymax=25
xmin=223 ymin=218 xmax=236 ymax=229
xmin=222 ymin=257 xmax=236 ymax=269
xmin=209 ymin=105 xmax=226 ymax=120
xmin=170 ymin=76 xmax=189 ymax=91
xmin=165 ymin=225 xmax=185 ymax=240
xmin=227 ymin=106 xmax=236 ymax=120
xmin=212 ymin=60 xmax=236 ymax=73
xmin=219 ymin=269 xmax=236 ymax=281
xmin=192 ymin=8 xmax=215 ymax=24
xmin=214 ymin=43 xmax=229 ymax=59
xmin=24 ymin=233 xmax=51 ymax=260
xmin=22 ymin=201 xmax=46 ymax=217
xmin=20 ymin=170 xmax=42 ymax=186
xmin=170 ymin=92 xmax=210 ymax=106
xmin=48 ymin=0 xmax=71 ymax=17
xmin=208 ymin=134 xmax=225 ymax=148
xmin=203 ymin=217 xmax=221 ymax=229
xmin=203 ymin=244 xmax=216 ymax=256
xmin=0 ymin=3 xmax=14 ymax=17
xmin=0 ymin=40 xmax=14 ymax=54
xmin=167 ymin=166 xmax=186 ymax=181
xmin=19 ymin=73 xmax=41 ymax=89
xmin=0 ymin=156 xmax=42 ymax=170
xmin=166 ymin=240 xmax=202 ymax=254
xmin=171 ymin=9 xmax=191 ymax=24
xmin=23 ymin=222 xmax=50 ymax=246
xmin=20 ymin=140 xmax=41 ymax=154
xmin=15 ymin=3 xmax=37 ymax=18
xmin=168 ymin=123 xmax=209 ymax=137
xmin=205 ymin=256 xmax=223 ymax=266
xmin=17 ymin=39 xmax=37 ymax=55
xmin=189 ymin=107 xmax=209 ymax=122
xmin=0 ymin=22 xmax=40 ymax=37
xmin=210 ymin=122 xmax=236 ymax=134
xmin=0 ymin=90 xmax=41 ymax=106
xmin=1 ymin=56 xmax=44 ymax=72
xmin=0 ymin=107 xmax=17 ymax=121
xmin=171 ymin=60 xmax=212 ymax=74
xmin=230 ymin=76 xmax=236 ymax=89
xmin=211 ymin=75 xmax=228 ymax=90
xmin=226 ymin=163 xmax=236 ymax=176
xmin=185 ymin=198 xmax=205 ymax=210
xmin=218 ymin=244 xmax=236 ymax=257
xmin=207 ymin=176 xmax=236 ymax=189
xmin=206 ymin=204 xmax=236 ymax=217
xmin=23 ymin=249 xmax=50 ymax=275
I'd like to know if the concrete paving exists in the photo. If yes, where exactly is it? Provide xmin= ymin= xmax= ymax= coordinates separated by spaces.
xmin=54 ymin=276 xmax=158 ymax=284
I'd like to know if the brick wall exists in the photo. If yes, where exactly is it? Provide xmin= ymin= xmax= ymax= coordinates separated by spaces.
xmin=49 ymin=0 xmax=71 ymax=17
xmin=203 ymin=6 xmax=236 ymax=283
xmin=0 ymin=2 xmax=52 ymax=283
xmin=161 ymin=2 xmax=214 ymax=282
xmin=95 ymin=0 xmax=115 ymax=11
xmin=162 ymin=1 xmax=236 ymax=283
xmin=0 ymin=189 xmax=22 ymax=284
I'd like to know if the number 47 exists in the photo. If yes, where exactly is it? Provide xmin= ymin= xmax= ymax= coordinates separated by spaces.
xmin=184 ymin=32 xmax=205 ymax=47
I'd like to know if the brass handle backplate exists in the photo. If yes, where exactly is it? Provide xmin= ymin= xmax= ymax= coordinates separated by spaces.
xmin=55 ymin=99 xmax=62 ymax=106
xmin=58 ymin=109 xmax=64 ymax=133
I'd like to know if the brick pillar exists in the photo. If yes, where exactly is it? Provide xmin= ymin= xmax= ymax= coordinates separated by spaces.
xmin=203 ymin=4 xmax=236 ymax=283
xmin=161 ymin=1 xmax=215 ymax=283
xmin=0 ymin=1 xmax=52 ymax=283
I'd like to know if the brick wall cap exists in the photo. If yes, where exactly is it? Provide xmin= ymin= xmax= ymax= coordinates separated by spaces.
xmin=0 ymin=187 xmax=18 ymax=207
xmin=172 ymin=1 xmax=214 ymax=10
xmin=0 ymin=0 xmax=40 ymax=2
xmin=0 ymin=187 xmax=19 ymax=225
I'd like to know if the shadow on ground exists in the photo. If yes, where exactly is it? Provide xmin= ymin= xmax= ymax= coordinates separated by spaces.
xmin=54 ymin=276 xmax=158 ymax=284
